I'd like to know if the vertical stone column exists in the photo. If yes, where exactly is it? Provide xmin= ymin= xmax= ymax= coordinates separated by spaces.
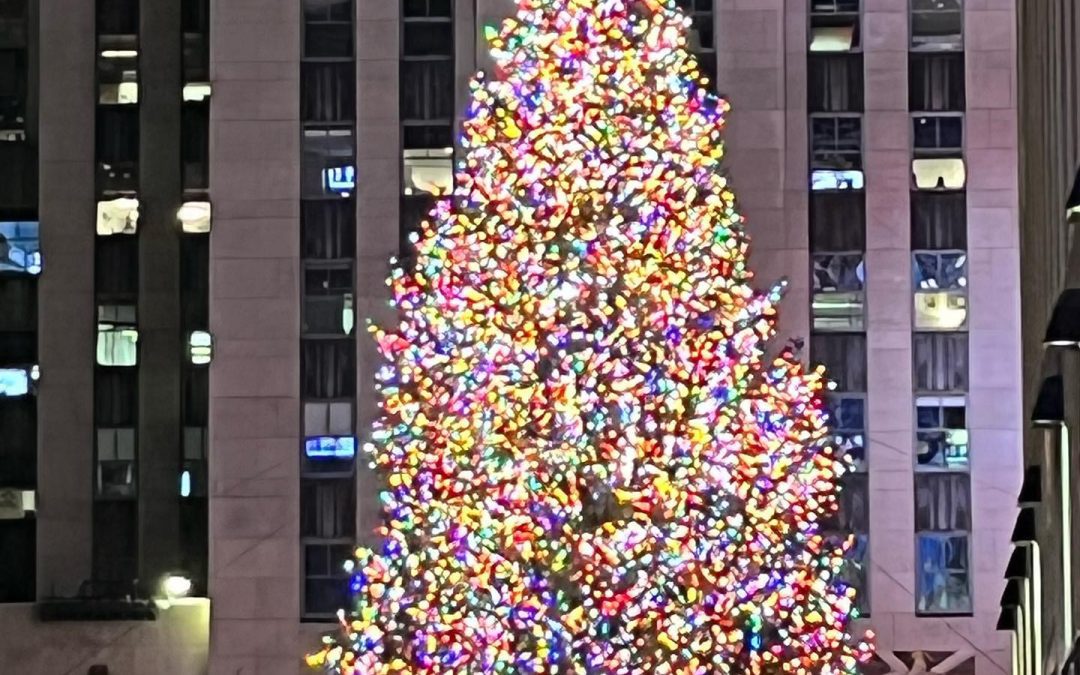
xmin=36 ymin=0 xmax=96 ymax=598
xmin=208 ymin=0 xmax=302 ymax=671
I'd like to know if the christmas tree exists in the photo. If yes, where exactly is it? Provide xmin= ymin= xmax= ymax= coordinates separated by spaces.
xmin=307 ymin=0 xmax=873 ymax=672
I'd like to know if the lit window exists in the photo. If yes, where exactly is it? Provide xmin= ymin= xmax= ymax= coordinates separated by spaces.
xmin=911 ymin=0 xmax=962 ymax=52
xmin=0 ymin=489 xmax=36 ymax=519
xmin=916 ymin=395 xmax=968 ymax=470
xmin=97 ymin=198 xmax=139 ymax=235
xmin=189 ymin=331 xmax=213 ymax=365
xmin=811 ymin=169 xmax=864 ymax=191
xmin=305 ymin=436 xmax=356 ymax=460
xmin=0 ymin=368 xmax=31 ymax=396
xmin=913 ymin=251 xmax=967 ymax=330
xmin=182 ymin=82 xmax=211 ymax=102
xmin=97 ymin=304 xmax=138 ymax=366
xmin=912 ymin=157 xmax=965 ymax=190
xmin=303 ymin=127 xmax=355 ymax=198
xmin=323 ymin=165 xmax=355 ymax=195
xmin=98 ymin=49 xmax=139 ymax=104
xmin=304 ymin=401 xmax=353 ymax=437
xmin=809 ymin=0 xmax=860 ymax=52
xmin=0 ymin=221 xmax=41 ymax=274
xmin=177 ymin=201 xmax=211 ymax=233
xmin=96 ymin=427 xmax=136 ymax=497
xmin=181 ymin=426 xmax=207 ymax=498
xmin=829 ymin=394 xmax=866 ymax=471
xmin=403 ymin=147 xmax=454 ymax=196
xmin=916 ymin=532 xmax=971 ymax=614
xmin=812 ymin=254 xmax=865 ymax=331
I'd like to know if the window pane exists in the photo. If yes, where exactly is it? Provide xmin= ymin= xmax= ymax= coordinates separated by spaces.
xmin=302 ymin=61 xmax=356 ymax=124
xmin=916 ymin=396 xmax=968 ymax=470
xmin=304 ymin=24 xmax=352 ymax=58
xmin=823 ymin=472 xmax=868 ymax=533
xmin=810 ymin=191 xmax=865 ymax=251
xmin=809 ymin=13 xmax=860 ymax=53
xmin=0 ymin=220 xmax=40 ymax=274
xmin=913 ymin=252 xmax=967 ymax=330
xmin=182 ymin=101 xmax=210 ymax=192
xmin=914 ymin=473 xmax=970 ymax=530
xmin=913 ymin=333 xmax=968 ymax=392
xmin=403 ymin=23 xmax=453 ymax=57
xmin=403 ymin=148 xmax=453 ymax=196
xmin=304 ymin=267 xmax=355 ymax=336
xmin=909 ymin=53 xmax=965 ymax=112
xmin=96 ymin=304 xmax=138 ymax=367
xmin=812 ymin=333 xmax=867 ymax=391
xmin=913 ymin=115 xmax=963 ymax=152
xmin=912 ymin=157 xmax=966 ymax=190
xmin=301 ymin=339 xmax=356 ymax=399
xmin=97 ymin=51 xmax=138 ymax=104
xmin=911 ymin=0 xmax=963 ymax=51
xmin=807 ymin=54 xmax=863 ymax=113
xmin=302 ymin=128 xmax=355 ymax=199
xmin=828 ymin=394 xmax=866 ymax=470
xmin=811 ymin=116 xmax=862 ymax=170
xmin=95 ymin=368 xmax=136 ymax=426
xmin=401 ymin=59 xmax=454 ymax=121
xmin=300 ymin=478 xmax=356 ymax=538
xmin=916 ymin=533 xmax=971 ymax=615
xmin=302 ymin=200 xmax=356 ymax=259
xmin=402 ymin=123 xmax=453 ymax=150
xmin=813 ymin=254 xmax=864 ymax=331
xmin=97 ymin=0 xmax=138 ymax=36
xmin=911 ymin=191 xmax=966 ymax=249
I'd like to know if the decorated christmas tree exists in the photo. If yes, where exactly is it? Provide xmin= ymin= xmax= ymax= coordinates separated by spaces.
xmin=307 ymin=0 xmax=873 ymax=672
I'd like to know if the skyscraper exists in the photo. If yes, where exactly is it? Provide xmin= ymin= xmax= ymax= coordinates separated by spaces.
xmin=0 ymin=1 xmax=1021 ymax=673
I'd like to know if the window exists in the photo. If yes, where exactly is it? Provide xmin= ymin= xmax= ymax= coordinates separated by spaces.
xmin=96 ymin=234 xmax=138 ymax=293
xmin=302 ymin=201 xmax=356 ymax=260
xmin=909 ymin=53 xmax=964 ymax=112
xmin=916 ymin=395 xmax=968 ymax=470
xmin=302 ymin=127 xmax=354 ymax=199
xmin=912 ymin=157 xmax=965 ymax=190
xmin=303 ymin=267 xmax=355 ymax=336
xmin=0 ymin=396 xmax=35 ymax=486
xmin=177 ymin=201 xmax=210 ymax=233
xmin=182 ymin=100 xmax=209 ymax=191
xmin=810 ymin=192 xmax=865 ymax=251
xmin=403 ymin=0 xmax=452 ymax=18
xmin=97 ymin=49 xmax=138 ymax=104
xmin=97 ymin=304 xmax=138 ymax=366
xmin=808 ymin=54 xmax=863 ymax=113
xmin=304 ymin=401 xmax=353 ymax=436
xmin=96 ymin=427 xmax=136 ymax=497
xmin=809 ymin=0 xmax=860 ymax=53
xmin=181 ymin=426 xmax=207 ymax=498
xmin=188 ymin=331 xmax=213 ymax=365
xmin=825 ymin=471 xmax=868 ymax=532
xmin=0 ymin=275 xmax=35 ymax=336
xmin=97 ymin=197 xmax=138 ymax=235
xmin=302 ymin=0 xmax=353 ymax=58
xmin=92 ymin=500 xmax=137 ymax=583
xmin=913 ymin=115 xmax=963 ymax=155
xmin=829 ymin=394 xmax=866 ymax=470
xmin=913 ymin=251 xmax=967 ymax=330
xmin=403 ymin=123 xmax=453 ymax=151
xmin=911 ymin=0 xmax=962 ymax=52
xmin=911 ymin=191 xmax=966 ymax=249
xmin=811 ymin=116 xmax=862 ymax=169
xmin=0 ymin=519 xmax=35 ymax=602
xmin=673 ymin=0 xmax=715 ymax=52
xmin=96 ymin=106 xmax=138 ymax=192
xmin=400 ymin=60 xmax=454 ymax=122
xmin=403 ymin=148 xmax=453 ymax=196
xmin=402 ymin=11 xmax=453 ymax=58
xmin=812 ymin=254 xmax=864 ymax=331
xmin=301 ymin=340 xmax=356 ymax=399
xmin=180 ymin=235 xmax=209 ymax=328
xmin=303 ymin=543 xmax=351 ymax=616
xmin=401 ymin=193 xmax=436 ymax=257
xmin=0 ymin=366 xmax=32 ymax=396
xmin=0 ymin=50 xmax=27 ymax=138
xmin=97 ymin=0 xmax=138 ymax=36
xmin=811 ymin=333 xmax=867 ymax=391
xmin=301 ymin=478 xmax=355 ymax=539
xmin=302 ymin=61 xmax=355 ymax=123
xmin=95 ymin=368 xmax=136 ymax=427
xmin=811 ymin=169 xmax=864 ymax=192
xmin=182 ymin=83 xmax=211 ymax=102
xmin=916 ymin=533 xmax=971 ymax=614
xmin=913 ymin=332 xmax=967 ymax=392
xmin=0 ymin=220 xmax=39 ymax=274
xmin=303 ymin=436 xmax=356 ymax=475
xmin=915 ymin=473 xmax=970 ymax=531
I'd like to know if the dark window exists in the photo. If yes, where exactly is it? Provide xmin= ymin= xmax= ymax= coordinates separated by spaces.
xmin=808 ymin=221 xmax=854 ymax=270
xmin=95 ymin=368 xmax=136 ymax=427
xmin=913 ymin=115 xmax=963 ymax=153
xmin=914 ymin=473 xmax=970 ymax=531
xmin=181 ymin=0 xmax=209 ymax=34
xmin=401 ymin=60 xmax=454 ymax=122
xmin=303 ymin=543 xmax=351 ymax=616
xmin=302 ymin=201 xmax=356 ymax=260
xmin=909 ymin=53 xmax=965 ymax=112
xmin=300 ymin=478 xmax=355 ymax=539
xmin=0 ymin=518 xmax=34 ymax=602
xmin=95 ymin=236 xmax=138 ymax=298
xmin=808 ymin=54 xmax=863 ymax=113
xmin=913 ymin=332 xmax=968 ymax=392
xmin=401 ymin=194 xmax=436 ymax=257
xmin=303 ymin=0 xmax=353 ymax=58
xmin=810 ymin=116 xmax=862 ymax=170
xmin=403 ymin=0 xmax=452 ymax=18
xmin=0 ymin=275 xmax=36 ymax=334
xmin=0 ymin=49 xmax=26 ymax=131
xmin=823 ymin=471 xmax=868 ymax=532
xmin=0 ymin=395 xmax=35 ymax=486
xmin=811 ymin=333 xmax=867 ymax=391
xmin=96 ymin=106 xmax=139 ymax=192
xmin=0 ymin=142 xmax=35 ymax=208
xmin=178 ymin=497 xmax=207 ymax=594
xmin=303 ymin=267 xmax=354 ymax=336
xmin=302 ymin=62 xmax=356 ymax=123
xmin=673 ymin=0 xmax=715 ymax=51
xmin=911 ymin=191 xmax=966 ymax=249
xmin=97 ymin=0 xmax=138 ymax=36
xmin=402 ymin=123 xmax=453 ymax=150
xmin=828 ymin=394 xmax=865 ymax=470
xmin=402 ymin=25 xmax=453 ymax=58
xmin=180 ymin=235 xmax=209 ymax=330
xmin=92 ymin=501 xmax=136 ymax=583
xmin=182 ymin=102 xmax=210 ymax=192
xmin=182 ymin=366 xmax=208 ymax=428
xmin=301 ymin=339 xmax=356 ymax=399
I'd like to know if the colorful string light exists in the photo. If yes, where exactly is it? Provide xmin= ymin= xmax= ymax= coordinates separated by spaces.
xmin=307 ymin=0 xmax=874 ymax=672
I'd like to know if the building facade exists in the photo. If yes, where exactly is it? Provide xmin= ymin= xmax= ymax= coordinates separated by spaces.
xmin=0 ymin=1 xmax=1021 ymax=673
xmin=999 ymin=3 xmax=1080 ymax=675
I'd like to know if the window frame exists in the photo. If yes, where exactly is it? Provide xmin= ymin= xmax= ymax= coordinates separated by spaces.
xmin=811 ymin=252 xmax=866 ymax=332
xmin=915 ymin=531 xmax=972 ymax=615
xmin=809 ymin=113 xmax=864 ymax=171
xmin=909 ymin=0 xmax=964 ymax=53
xmin=914 ymin=394 xmax=969 ymax=472
xmin=912 ymin=332 xmax=969 ymax=393
xmin=911 ymin=250 xmax=968 ymax=331
xmin=809 ymin=0 xmax=862 ymax=54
